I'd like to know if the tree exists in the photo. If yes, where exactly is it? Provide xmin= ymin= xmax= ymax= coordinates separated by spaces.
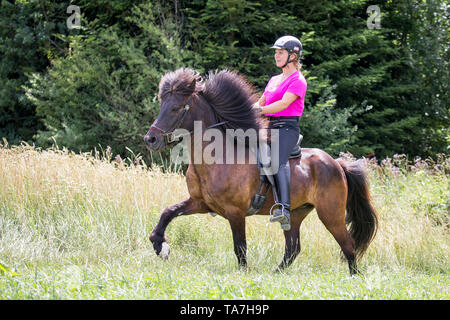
xmin=4 ymin=0 xmax=447 ymax=163
xmin=402 ymin=0 xmax=449 ymax=157
xmin=0 ymin=0 xmax=68 ymax=144
xmin=25 ymin=2 xmax=197 ymax=162
xmin=184 ymin=0 xmax=360 ymax=156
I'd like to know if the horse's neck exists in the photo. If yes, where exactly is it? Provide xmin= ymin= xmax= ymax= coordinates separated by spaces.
xmin=188 ymin=96 xmax=262 ymax=167
xmin=195 ymin=94 xmax=218 ymax=128
xmin=187 ymin=131 xmax=258 ymax=168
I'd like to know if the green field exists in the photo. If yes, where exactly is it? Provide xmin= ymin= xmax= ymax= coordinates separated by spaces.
xmin=0 ymin=143 xmax=448 ymax=299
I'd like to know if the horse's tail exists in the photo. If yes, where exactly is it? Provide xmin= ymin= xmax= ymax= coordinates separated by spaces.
xmin=337 ymin=158 xmax=378 ymax=260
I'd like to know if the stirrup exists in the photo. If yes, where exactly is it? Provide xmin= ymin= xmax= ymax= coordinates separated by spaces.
xmin=269 ymin=203 xmax=285 ymax=221
xmin=269 ymin=203 xmax=291 ymax=230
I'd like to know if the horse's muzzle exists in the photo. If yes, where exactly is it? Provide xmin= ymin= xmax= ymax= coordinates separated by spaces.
xmin=144 ymin=131 xmax=166 ymax=151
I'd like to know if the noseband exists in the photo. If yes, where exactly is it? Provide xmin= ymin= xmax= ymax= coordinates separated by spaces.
xmin=150 ymin=95 xmax=193 ymax=143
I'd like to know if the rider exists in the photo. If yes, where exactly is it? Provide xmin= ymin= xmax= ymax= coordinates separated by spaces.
xmin=254 ymin=35 xmax=307 ymax=231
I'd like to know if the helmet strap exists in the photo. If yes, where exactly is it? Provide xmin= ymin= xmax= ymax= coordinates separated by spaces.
xmin=281 ymin=53 xmax=293 ymax=68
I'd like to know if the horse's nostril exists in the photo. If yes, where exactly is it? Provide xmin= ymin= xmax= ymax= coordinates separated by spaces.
xmin=144 ymin=134 xmax=157 ymax=145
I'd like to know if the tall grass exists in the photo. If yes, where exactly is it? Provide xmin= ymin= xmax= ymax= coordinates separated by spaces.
xmin=0 ymin=142 xmax=448 ymax=299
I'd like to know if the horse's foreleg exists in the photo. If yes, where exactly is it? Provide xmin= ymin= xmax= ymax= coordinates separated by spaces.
xmin=228 ymin=214 xmax=247 ymax=269
xmin=278 ymin=227 xmax=300 ymax=271
xmin=150 ymin=197 xmax=209 ymax=258
xmin=277 ymin=208 xmax=311 ymax=271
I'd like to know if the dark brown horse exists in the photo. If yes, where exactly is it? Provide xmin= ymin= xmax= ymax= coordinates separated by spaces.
xmin=144 ymin=68 xmax=378 ymax=275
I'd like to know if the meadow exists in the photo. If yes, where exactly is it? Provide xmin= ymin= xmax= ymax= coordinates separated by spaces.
xmin=0 ymin=142 xmax=448 ymax=299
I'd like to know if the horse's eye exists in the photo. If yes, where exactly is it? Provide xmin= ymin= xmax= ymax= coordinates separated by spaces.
xmin=170 ymin=106 xmax=180 ymax=113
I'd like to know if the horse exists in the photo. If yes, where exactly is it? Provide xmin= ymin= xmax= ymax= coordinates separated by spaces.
xmin=144 ymin=68 xmax=378 ymax=275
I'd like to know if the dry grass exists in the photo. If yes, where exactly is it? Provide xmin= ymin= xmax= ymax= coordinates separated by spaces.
xmin=0 ymin=142 xmax=448 ymax=299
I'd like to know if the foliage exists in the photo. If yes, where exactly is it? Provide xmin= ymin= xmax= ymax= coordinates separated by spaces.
xmin=403 ymin=0 xmax=450 ymax=157
xmin=24 ymin=2 xmax=197 ymax=161
xmin=343 ymin=0 xmax=450 ymax=157
xmin=1 ymin=0 xmax=449 ymax=161
xmin=300 ymin=74 xmax=359 ymax=155
xmin=0 ymin=0 xmax=69 ymax=144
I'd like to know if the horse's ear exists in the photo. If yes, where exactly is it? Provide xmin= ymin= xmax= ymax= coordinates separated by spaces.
xmin=189 ymin=74 xmax=204 ymax=91
xmin=188 ymin=78 xmax=197 ymax=91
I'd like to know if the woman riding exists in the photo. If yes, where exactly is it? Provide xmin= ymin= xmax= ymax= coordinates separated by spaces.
xmin=254 ymin=35 xmax=307 ymax=231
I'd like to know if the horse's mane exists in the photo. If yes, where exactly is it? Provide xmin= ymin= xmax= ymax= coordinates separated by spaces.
xmin=202 ymin=69 xmax=264 ymax=132
xmin=158 ymin=68 xmax=203 ymax=101
xmin=159 ymin=68 xmax=266 ymax=132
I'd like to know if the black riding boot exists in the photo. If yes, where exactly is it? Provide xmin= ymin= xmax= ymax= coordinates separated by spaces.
xmin=270 ymin=163 xmax=291 ymax=230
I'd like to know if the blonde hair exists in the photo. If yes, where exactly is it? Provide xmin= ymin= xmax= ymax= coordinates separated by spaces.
xmin=292 ymin=53 xmax=302 ymax=70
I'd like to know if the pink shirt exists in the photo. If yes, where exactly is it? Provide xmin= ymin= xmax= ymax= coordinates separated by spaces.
xmin=263 ymin=70 xmax=307 ymax=117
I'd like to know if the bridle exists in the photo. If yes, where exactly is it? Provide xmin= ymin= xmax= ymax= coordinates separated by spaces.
xmin=150 ymin=94 xmax=227 ymax=144
xmin=150 ymin=95 xmax=193 ymax=143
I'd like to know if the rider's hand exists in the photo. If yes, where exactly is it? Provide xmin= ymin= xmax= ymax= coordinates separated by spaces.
xmin=253 ymin=103 xmax=264 ymax=114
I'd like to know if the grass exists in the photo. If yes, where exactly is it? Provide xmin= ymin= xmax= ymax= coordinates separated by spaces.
xmin=0 ymin=143 xmax=448 ymax=299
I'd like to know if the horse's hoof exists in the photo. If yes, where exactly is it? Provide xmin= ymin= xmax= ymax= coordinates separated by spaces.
xmin=159 ymin=242 xmax=170 ymax=260
xmin=274 ymin=265 xmax=286 ymax=274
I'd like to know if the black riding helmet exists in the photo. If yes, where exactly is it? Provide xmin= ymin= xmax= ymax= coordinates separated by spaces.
xmin=271 ymin=35 xmax=302 ymax=68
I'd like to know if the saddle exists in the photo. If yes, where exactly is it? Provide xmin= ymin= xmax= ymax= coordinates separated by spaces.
xmin=288 ymin=135 xmax=302 ymax=160
xmin=247 ymin=134 xmax=303 ymax=216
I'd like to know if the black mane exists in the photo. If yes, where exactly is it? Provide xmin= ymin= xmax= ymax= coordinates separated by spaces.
xmin=158 ymin=68 xmax=203 ymax=101
xmin=202 ymin=69 xmax=264 ymax=131
xmin=159 ymin=68 xmax=267 ymax=132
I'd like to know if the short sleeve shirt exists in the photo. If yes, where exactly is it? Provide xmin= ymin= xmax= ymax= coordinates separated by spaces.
xmin=263 ymin=70 xmax=307 ymax=117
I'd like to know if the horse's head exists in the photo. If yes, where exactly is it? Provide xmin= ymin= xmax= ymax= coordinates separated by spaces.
xmin=145 ymin=68 xmax=268 ymax=152
xmin=144 ymin=68 xmax=203 ymax=151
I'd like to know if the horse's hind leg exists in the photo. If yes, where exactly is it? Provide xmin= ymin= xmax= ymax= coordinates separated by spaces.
xmin=277 ymin=206 xmax=313 ymax=271
xmin=315 ymin=203 xmax=358 ymax=276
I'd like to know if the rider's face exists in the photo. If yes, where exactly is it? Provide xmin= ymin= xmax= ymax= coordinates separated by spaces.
xmin=274 ymin=49 xmax=289 ymax=68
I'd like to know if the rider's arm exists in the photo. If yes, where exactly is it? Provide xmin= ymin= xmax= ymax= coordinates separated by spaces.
xmin=257 ymin=94 xmax=266 ymax=106
xmin=260 ymin=91 xmax=298 ymax=114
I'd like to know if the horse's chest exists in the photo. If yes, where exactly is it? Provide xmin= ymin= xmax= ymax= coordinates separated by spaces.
xmin=186 ymin=169 xmax=223 ymax=203
xmin=186 ymin=164 xmax=254 ymax=214
xmin=199 ymin=179 xmax=225 ymax=207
